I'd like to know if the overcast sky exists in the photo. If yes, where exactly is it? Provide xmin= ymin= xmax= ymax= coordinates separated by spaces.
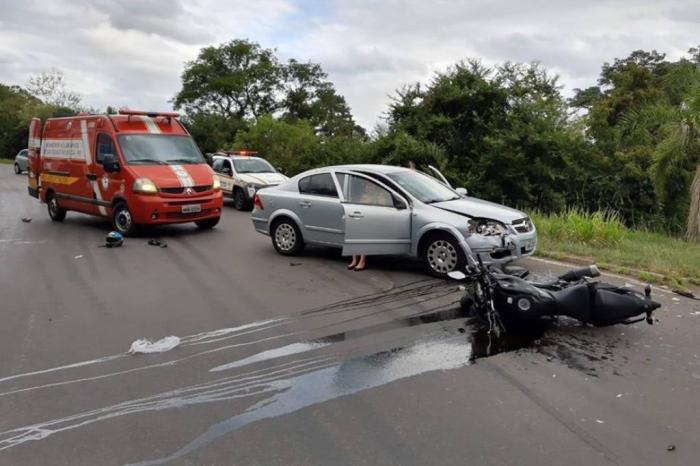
xmin=1 ymin=0 xmax=699 ymax=129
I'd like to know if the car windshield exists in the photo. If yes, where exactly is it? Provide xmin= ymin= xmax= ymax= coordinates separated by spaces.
xmin=233 ymin=158 xmax=275 ymax=173
xmin=118 ymin=134 xmax=205 ymax=165
xmin=386 ymin=170 xmax=461 ymax=204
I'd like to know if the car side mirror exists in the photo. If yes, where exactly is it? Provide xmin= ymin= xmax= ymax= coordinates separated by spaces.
xmin=103 ymin=153 xmax=119 ymax=173
xmin=393 ymin=196 xmax=407 ymax=210
xmin=455 ymin=187 xmax=467 ymax=196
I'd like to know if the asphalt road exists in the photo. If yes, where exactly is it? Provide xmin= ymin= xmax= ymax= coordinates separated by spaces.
xmin=1 ymin=164 xmax=699 ymax=466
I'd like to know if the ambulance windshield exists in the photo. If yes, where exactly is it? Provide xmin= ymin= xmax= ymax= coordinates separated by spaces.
xmin=118 ymin=134 xmax=205 ymax=165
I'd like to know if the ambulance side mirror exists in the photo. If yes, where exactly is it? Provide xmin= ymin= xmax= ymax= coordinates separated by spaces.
xmin=103 ymin=153 xmax=119 ymax=173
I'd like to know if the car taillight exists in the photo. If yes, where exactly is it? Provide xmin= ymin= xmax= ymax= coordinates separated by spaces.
xmin=253 ymin=194 xmax=263 ymax=210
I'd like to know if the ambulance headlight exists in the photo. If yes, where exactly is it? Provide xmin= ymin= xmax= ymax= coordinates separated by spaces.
xmin=212 ymin=177 xmax=221 ymax=191
xmin=133 ymin=178 xmax=158 ymax=194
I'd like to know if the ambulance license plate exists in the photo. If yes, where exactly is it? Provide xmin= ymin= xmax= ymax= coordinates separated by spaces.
xmin=181 ymin=204 xmax=201 ymax=214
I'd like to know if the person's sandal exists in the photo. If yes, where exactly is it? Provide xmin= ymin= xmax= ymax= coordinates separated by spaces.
xmin=353 ymin=265 xmax=366 ymax=271
xmin=347 ymin=263 xmax=357 ymax=270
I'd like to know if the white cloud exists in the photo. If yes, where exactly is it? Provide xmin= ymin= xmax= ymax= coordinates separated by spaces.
xmin=1 ymin=0 xmax=698 ymax=129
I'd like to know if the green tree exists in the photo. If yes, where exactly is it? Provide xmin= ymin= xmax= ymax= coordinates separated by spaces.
xmin=621 ymin=88 xmax=700 ymax=241
xmin=174 ymin=39 xmax=362 ymax=140
xmin=232 ymin=115 xmax=319 ymax=175
xmin=382 ymin=60 xmax=576 ymax=211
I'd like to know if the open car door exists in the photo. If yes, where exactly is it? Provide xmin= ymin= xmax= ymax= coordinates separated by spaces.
xmin=427 ymin=165 xmax=452 ymax=188
xmin=336 ymin=171 xmax=412 ymax=256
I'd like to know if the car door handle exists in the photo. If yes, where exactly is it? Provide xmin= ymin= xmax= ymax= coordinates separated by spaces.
xmin=348 ymin=211 xmax=363 ymax=218
xmin=299 ymin=201 xmax=311 ymax=208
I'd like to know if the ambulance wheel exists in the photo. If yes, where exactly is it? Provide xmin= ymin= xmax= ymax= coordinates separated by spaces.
xmin=195 ymin=217 xmax=220 ymax=230
xmin=271 ymin=217 xmax=304 ymax=256
xmin=112 ymin=202 xmax=136 ymax=236
xmin=14 ymin=163 xmax=21 ymax=174
xmin=233 ymin=189 xmax=250 ymax=211
xmin=47 ymin=192 xmax=66 ymax=222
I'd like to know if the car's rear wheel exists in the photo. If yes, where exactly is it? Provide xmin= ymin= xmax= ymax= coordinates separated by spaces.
xmin=422 ymin=233 xmax=465 ymax=278
xmin=195 ymin=217 xmax=220 ymax=229
xmin=14 ymin=163 xmax=21 ymax=174
xmin=233 ymin=189 xmax=248 ymax=211
xmin=112 ymin=202 xmax=136 ymax=236
xmin=47 ymin=192 xmax=66 ymax=222
xmin=271 ymin=218 xmax=304 ymax=256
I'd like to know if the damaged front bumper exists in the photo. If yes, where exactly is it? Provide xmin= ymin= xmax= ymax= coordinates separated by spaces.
xmin=466 ymin=228 xmax=537 ymax=264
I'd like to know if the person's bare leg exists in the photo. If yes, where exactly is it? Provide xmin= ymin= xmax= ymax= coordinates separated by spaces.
xmin=354 ymin=255 xmax=367 ymax=271
xmin=347 ymin=255 xmax=359 ymax=269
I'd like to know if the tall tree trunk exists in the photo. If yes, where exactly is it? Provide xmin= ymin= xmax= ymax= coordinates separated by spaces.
xmin=688 ymin=164 xmax=700 ymax=242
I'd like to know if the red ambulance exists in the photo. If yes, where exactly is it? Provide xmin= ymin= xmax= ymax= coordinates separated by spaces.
xmin=26 ymin=110 xmax=223 ymax=235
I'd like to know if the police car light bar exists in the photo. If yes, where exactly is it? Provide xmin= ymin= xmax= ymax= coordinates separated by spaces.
xmin=224 ymin=150 xmax=258 ymax=157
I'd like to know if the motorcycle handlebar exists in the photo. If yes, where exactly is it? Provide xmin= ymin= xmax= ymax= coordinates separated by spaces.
xmin=558 ymin=265 xmax=600 ymax=282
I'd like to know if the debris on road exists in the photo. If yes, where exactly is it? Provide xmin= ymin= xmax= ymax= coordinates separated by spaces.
xmin=21 ymin=217 xmax=31 ymax=223
xmin=128 ymin=336 xmax=180 ymax=354
xmin=667 ymin=444 xmax=676 ymax=452
xmin=74 ymin=254 xmax=83 ymax=260
xmin=289 ymin=262 xmax=302 ymax=266
xmin=148 ymin=239 xmax=168 ymax=248
xmin=673 ymin=289 xmax=700 ymax=301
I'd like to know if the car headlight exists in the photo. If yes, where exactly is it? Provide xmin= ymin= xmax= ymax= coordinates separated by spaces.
xmin=212 ymin=177 xmax=221 ymax=191
xmin=133 ymin=178 xmax=158 ymax=194
xmin=467 ymin=218 xmax=507 ymax=236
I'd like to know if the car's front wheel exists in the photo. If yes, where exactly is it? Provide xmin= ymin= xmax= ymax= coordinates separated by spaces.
xmin=112 ymin=202 xmax=137 ymax=236
xmin=422 ymin=233 xmax=465 ymax=278
xmin=14 ymin=163 xmax=21 ymax=174
xmin=271 ymin=218 xmax=304 ymax=256
xmin=233 ymin=189 xmax=250 ymax=211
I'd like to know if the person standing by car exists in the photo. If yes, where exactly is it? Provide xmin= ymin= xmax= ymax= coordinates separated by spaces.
xmin=345 ymin=180 xmax=389 ymax=271
xmin=347 ymin=254 xmax=366 ymax=271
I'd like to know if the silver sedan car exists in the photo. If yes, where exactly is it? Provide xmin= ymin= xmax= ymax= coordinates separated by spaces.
xmin=251 ymin=164 xmax=537 ymax=277
xmin=14 ymin=149 xmax=28 ymax=174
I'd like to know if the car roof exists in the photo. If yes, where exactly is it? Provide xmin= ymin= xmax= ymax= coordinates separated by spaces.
xmin=317 ymin=164 xmax=411 ymax=175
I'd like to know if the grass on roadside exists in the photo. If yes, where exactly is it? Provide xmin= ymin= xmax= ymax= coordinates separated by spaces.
xmin=530 ymin=208 xmax=700 ymax=290
xmin=0 ymin=158 xmax=13 ymax=165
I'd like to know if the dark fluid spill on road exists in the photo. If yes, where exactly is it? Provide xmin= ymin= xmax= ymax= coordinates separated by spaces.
xmin=128 ymin=309 xmax=547 ymax=466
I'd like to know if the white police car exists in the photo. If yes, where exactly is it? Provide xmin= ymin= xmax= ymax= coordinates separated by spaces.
xmin=211 ymin=152 xmax=288 ymax=210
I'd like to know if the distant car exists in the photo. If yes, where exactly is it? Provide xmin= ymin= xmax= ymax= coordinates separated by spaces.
xmin=14 ymin=149 xmax=28 ymax=174
xmin=251 ymin=164 xmax=537 ymax=277
xmin=212 ymin=153 xmax=288 ymax=210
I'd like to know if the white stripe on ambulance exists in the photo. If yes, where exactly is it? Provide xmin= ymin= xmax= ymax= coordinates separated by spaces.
xmin=169 ymin=164 xmax=194 ymax=187
xmin=140 ymin=116 xmax=161 ymax=134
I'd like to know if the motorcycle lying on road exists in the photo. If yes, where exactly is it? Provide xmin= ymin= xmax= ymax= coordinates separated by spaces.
xmin=448 ymin=251 xmax=661 ymax=331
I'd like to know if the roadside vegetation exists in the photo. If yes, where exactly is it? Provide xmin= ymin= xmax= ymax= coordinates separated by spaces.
xmin=531 ymin=209 xmax=700 ymax=289
xmin=1 ymin=40 xmax=699 ymax=277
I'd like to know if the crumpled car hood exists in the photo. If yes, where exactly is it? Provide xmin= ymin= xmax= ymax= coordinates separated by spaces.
xmin=432 ymin=197 xmax=527 ymax=224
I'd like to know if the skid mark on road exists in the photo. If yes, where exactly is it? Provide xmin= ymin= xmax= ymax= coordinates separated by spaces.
xmin=0 ymin=278 xmax=547 ymax=461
